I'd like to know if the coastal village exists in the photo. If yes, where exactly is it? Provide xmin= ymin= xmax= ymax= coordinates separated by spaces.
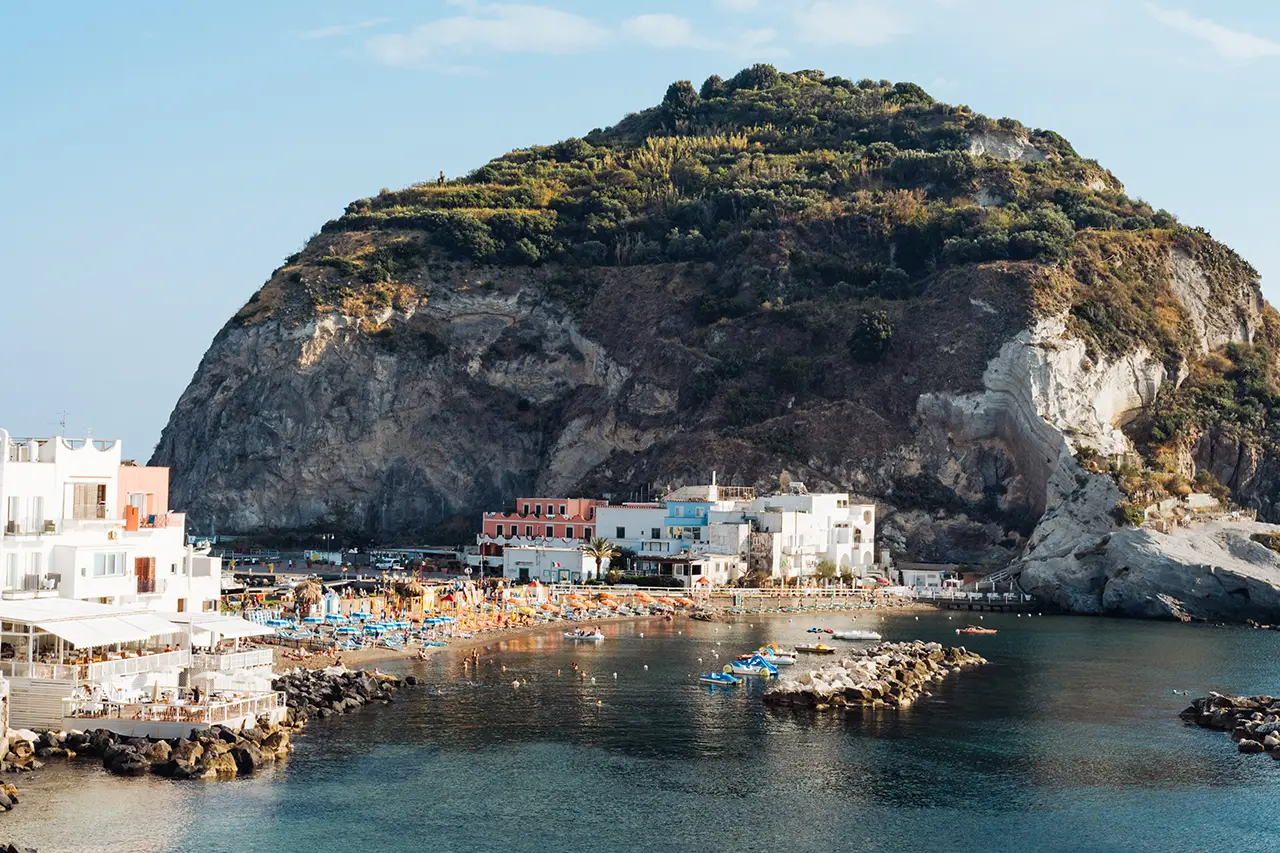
xmin=0 ymin=424 xmax=943 ymax=772
xmin=1 ymin=418 xmax=1270 ymax=800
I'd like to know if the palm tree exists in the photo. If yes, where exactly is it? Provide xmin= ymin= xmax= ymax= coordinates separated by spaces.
xmin=581 ymin=537 xmax=620 ymax=582
xmin=295 ymin=578 xmax=324 ymax=618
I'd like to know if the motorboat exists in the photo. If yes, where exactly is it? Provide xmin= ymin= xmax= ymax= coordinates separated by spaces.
xmin=753 ymin=648 xmax=796 ymax=666
xmin=699 ymin=672 xmax=741 ymax=686
xmin=565 ymin=629 xmax=605 ymax=641
xmin=806 ymin=627 xmax=834 ymax=634
xmin=832 ymin=629 xmax=882 ymax=641
xmin=956 ymin=626 xmax=997 ymax=635
xmin=725 ymin=654 xmax=779 ymax=677
xmin=795 ymin=643 xmax=837 ymax=655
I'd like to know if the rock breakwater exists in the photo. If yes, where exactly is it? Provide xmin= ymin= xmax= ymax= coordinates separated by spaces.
xmin=1179 ymin=693 xmax=1280 ymax=759
xmin=763 ymin=641 xmax=987 ymax=710
xmin=272 ymin=666 xmax=413 ymax=723
xmin=0 ymin=667 xmax=415 ymax=782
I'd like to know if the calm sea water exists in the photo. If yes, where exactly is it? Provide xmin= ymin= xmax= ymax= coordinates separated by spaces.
xmin=6 ymin=612 xmax=1278 ymax=853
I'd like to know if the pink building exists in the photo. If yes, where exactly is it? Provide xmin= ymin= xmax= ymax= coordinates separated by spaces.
xmin=116 ymin=462 xmax=172 ymax=527
xmin=478 ymin=497 xmax=604 ymax=557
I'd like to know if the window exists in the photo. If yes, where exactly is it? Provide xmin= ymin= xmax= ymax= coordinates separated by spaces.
xmin=495 ymin=524 xmax=504 ymax=537
xmin=31 ymin=496 xmax=44 ymax=528
xmin=616 ymin=526 xmax=626 ymax=539
xmin=691 ymin=529 xmax=701 ymax=541
xmin=691 ymin=564 xmax=702 ymax=575
xmin=566 ymin=526 xmax=574 ymax=539
xmin=651 ymin=528 xmax=661 ymax=539
xmin=695 ymin=507 xmax=705 ymax=517
xmin=534 ymin=504 xmax=542 ymax=517
xmin=583 ymin=527 xmax=592 ymax=538
xmin=559 ymin=505 xmax=567 ymax=516
xmin=177 ymin=598 xmax=186 ymax=613
xmin=522 ymin=504 xmax=530 ymax=515
xmin=73 ymin=483 xmax=107 ymax=520
xmin=5 ymin=554 xmax=18 ymax=588
xmin=170 ymin=562 xmax=178 ymax=574
xmin=545 ymin=525 xmax=554 ymax=538
xmin=524 ymin=525 xmax=532 ymax=537
xmin=92 ymin=553 xmax=126 ymax=577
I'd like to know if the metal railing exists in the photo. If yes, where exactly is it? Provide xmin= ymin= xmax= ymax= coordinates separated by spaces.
xmin=2 ymin=650 xmax=192 ymax=683
xmin=85 ymin=650 xmax=190 ymax=681
xmin=62 ymin=691 xmax=284 ymax=725
xmin=189 ymin=649 xmax=274 ymax=671
xmin=0 ymin=661 xmax=84 ymax=680
xmin=911 ymin=590 xmax=1034 ymax=603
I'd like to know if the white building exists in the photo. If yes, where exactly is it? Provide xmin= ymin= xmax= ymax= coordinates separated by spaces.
xmin=0 ymin=430 xmax=221 ymax=614
xmin=748 ymin=486 xmax=876 ymax=581
xmin=502 ymin=545 xmax=603 ymax=584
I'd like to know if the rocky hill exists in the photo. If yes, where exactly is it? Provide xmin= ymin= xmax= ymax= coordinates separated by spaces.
xmin=153 ymin=67 xmax=1280 ymax=619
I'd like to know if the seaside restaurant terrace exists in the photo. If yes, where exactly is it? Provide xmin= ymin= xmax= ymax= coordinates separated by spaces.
xmin=0 ymin=599 xmax=283 ymax=734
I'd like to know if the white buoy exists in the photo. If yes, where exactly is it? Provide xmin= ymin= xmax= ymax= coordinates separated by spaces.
xmin=698 ymin=657 xmax=703 ymax=663
xmin=639 ymin=633 xmax=644 ymax=638
xmin=590 ymin=677 xmax=596 ymax=684
xmin=511 ymin=680 xmax=520 ymax=688
xmin=678 ymin=630 xmax=683 ymax=635
xmin=612 ymin=672 xmax=617 ymax=679
xmin=643 ymin=664 xmax=648 ymax=671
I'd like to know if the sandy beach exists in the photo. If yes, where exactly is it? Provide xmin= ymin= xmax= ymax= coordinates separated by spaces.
xmin=271 ymin=599 xmax=937 ymax=672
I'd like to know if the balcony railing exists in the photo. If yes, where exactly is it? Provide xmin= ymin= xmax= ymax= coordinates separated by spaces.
xmin=85 ymin=650 xmax=190 ymax=681
xmin=189 ymin=648 xmax=274 ymax=672
xmin=72 ymin=503 xmax=109 ymax=521
xmin=62 ymin=691 xmax=284 ymax=725
xmin=1 ymin=650 xmax=192 ymax=683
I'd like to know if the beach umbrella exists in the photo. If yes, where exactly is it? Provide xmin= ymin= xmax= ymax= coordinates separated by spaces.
xmin=396 ymin=579 xmax=426 ymax=598
xmin=295 ymin=579 xmax=324 ymax=617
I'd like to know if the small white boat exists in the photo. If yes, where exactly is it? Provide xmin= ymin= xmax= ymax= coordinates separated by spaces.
xmin=832 ymin=629 xmax=882 ymax=641
xmin=564 ymin=629 xmax=605 ymax=641
xmin=754 ymin=648 xmax=796 ymax=665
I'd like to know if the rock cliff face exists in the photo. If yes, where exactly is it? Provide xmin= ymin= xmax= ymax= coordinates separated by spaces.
xmin=154 ymin=68 xmax=1280 ymax=618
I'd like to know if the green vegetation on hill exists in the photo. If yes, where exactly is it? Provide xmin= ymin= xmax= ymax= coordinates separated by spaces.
xmin=317 ymin=67 xmax=1163 ymax=291
xmin=286 ymin=66 xmax=1265 ymax=370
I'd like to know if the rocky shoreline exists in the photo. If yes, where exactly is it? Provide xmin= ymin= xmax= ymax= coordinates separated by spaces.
xmin=762 ymin=641 xmax=988 ymax=711
xmin=1179 ymin=693 xmax=1280 ymax=758
xmin=0 ymin=667 xmax=415 ymax=782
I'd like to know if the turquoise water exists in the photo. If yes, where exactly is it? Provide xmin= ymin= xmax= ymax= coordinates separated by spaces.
xmin=7 ymin=612 xmax=1278 ymax=853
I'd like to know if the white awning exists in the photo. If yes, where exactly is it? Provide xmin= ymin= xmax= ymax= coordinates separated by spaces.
xmin=157 ymin=612 xmax=274 ymax=640
xmin=118 ymin=613 xmax=185 ymax=639
xmin=34 ymin=616 xmax=154 ymax=648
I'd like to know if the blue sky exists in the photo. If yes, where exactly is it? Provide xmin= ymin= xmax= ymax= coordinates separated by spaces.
xmin=2 ymin=0 xmax=1278 ymax=458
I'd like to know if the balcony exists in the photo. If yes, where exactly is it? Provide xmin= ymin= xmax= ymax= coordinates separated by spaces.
xmin=190 ymin=648 xmax=274 ymax=672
